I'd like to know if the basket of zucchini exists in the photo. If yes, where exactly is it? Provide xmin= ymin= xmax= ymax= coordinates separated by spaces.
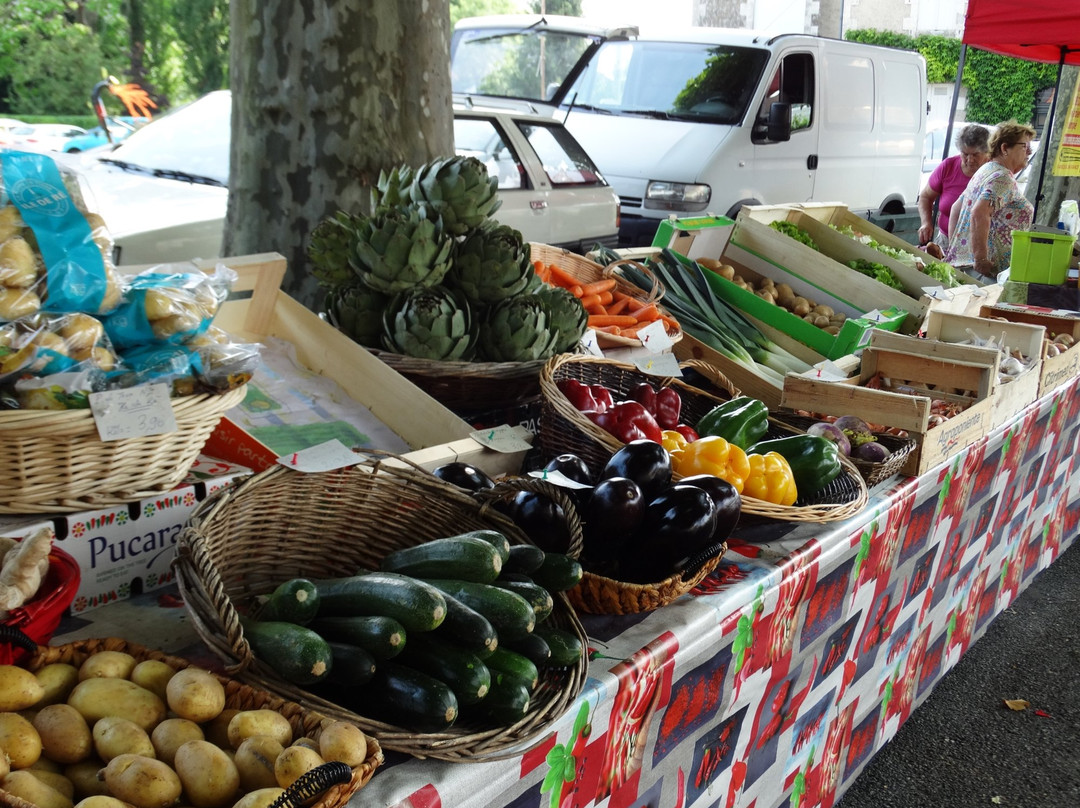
xmin=174 ymin=456 xmax=589 ymax=762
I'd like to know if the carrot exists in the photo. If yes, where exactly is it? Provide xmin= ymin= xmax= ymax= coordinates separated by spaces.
xmin=605 ymin=295 xmax=632 ymax=316
xmin=580 ymin=291 xmax=612 ymax=312
xmin=616 ymin=325 xmax=645 ymax=340
xmin=632 ymin=303 xmax=661 ymax=322
xmin=592 ymin=325 xmax=623 ymax=336
xmin=547 ymin=262 xmax=584 ymax=290
xmin=588 ymin=314 xmax=640 ymax=328
xmin=533 ymin=261 xmax=552 ymax=284
xmin=660 ymin=313 xmax=681 ymax=332
xmin=578 ymin=278 xmax=617 ymax=297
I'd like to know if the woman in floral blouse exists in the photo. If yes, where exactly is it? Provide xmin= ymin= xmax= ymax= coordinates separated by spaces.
xmin=945 ymin=120 xmax=1036 ymax=279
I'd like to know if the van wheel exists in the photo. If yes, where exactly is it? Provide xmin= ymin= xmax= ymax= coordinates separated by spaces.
xmin=725 ymin=199 xmax=760 ymax=220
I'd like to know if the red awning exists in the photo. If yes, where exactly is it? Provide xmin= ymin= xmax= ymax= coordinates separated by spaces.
xmin=963 ymin=0 xmax=1080 ymax=65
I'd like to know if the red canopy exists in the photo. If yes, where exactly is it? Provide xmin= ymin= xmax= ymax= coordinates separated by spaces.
xmin=963 ymin=0 xmax=1080 ymax=65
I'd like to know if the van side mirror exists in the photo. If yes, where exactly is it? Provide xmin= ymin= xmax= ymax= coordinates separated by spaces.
xmin=767 ymin=102 xmax=792 ymax=142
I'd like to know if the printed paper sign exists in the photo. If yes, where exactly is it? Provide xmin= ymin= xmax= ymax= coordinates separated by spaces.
xmin=277 ymin=439 xmax=364 ymax=473
xmin=90 ymin=384 xmax=178 ymax=442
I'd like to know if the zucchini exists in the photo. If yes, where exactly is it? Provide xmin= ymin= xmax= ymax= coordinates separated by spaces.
xmin=492 ymin=575 xmax=554 ymax=623
xmin=259 ymin=578 xmax=320 ymax=625
xmin=313 ymin=572 xmax=447 ymax=633
xmin=485 ymin=646 xmax=539 ymax=691
xmin=435 ymin=594 xmax=499 ymax=658
xmin=473 ymin=675 xmax=530 ymax=726
xmin=309 ymin=615 xmax=406 ymax=660
xmin=379 ymin=536 xmax=503 ymax=583
xmin=240 ymin=618 xmax=333 ymax=685
xmin=421 ymin=579 xmax=536 ymax=641
xmin=529 ymin=553 xmax=584 ymax=593
xmin=503 ymin=632 xmax=551 ymax=667
xmin=504 ymin=544 xmax=546 ymax=574
xmin=325 ymin=641 xmax=376 ymax=685
xmin=464 ymin=530 xmax=511 ymax=564
xmin=534 ymin=625 xmax=584 ymax=668
xmin=353 ymin=662 xmax=459 ymax=733
xmin=397 ymin=635 xmax=491 ymax=705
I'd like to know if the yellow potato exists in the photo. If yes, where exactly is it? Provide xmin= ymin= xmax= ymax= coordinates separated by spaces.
xmin=35 ymin=664 xmax=81 ymax=707
xmin=26 ymin=768 xmax=75 ymax=799
xmin=318 ymin=721 xmax=367 ymax=767
xmin=97 ymin=278 xmax=123 ymax=314
xmin=28 ymin=756 xmax=64 ymax=773
xmin=0 ymin=287 xmax=40 ymax=319
xmin=165 ymin=668 xmax=225 ymax=724
xmin=64 ymin=759 xmax=110 ymax=800
xmin=0 ymin=711 xmax=43 ymax=768
xmin=273 ymin=745 xmax=324 ymax=790
xmin=232 ymin=736 xmax=283 ymax=793
xmin=151 ymin=718 xmax=204 ymax=767
xmin=0 ymin=206 xmax=25 ymax=241
xmin=173 ymin=740 xmax=240 ymax=808
xmin=92 ymin=716 xmax=155 ymax=762
xmin=0 ymin=665 xmax=46 ymax=711
xmin=67 ymin=678 xmax=166 ymax=732
xmin=1 ymin=770 xmax=73 ymax=808
xmin=0 ymin=752 xmax=8 ymax=780
xmin=202 ymin=709 xmax=239 ymax=749
xmin=0 ymin=237 xmax=38 ymax=288
xmin=289 ymin=736 xmax=319 ymax=753
xmin=33 ymin=703 xmax=93 ymax=764
xmin=78 ymin=651 xmax=137 ymax=681
xmin=129 ymin=661 xmax=176 ymax=703
xmin=60 ymin=313 xmax=105 ymax=354
xmin=101 ymin=755 xmax=182 ymax=808
xmin=144 ymin=287 xmax=186 ymax=321
xmin=76 ymin=797 xmax=138 ymax=808
xmin=151 ymin=312 xmax=202 ymax=340
xmin=226 ymin=710 xmax=292 ymax=749
xmin=230 ymin=788 xmax=284 ymax=808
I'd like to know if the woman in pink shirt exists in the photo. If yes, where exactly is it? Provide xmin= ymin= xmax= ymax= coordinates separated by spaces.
xmin=917 ymin=124 xmax=991 ymax=253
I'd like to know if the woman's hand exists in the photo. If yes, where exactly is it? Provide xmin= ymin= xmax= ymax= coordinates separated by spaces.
xmin=973 ymin=257 xmax=996 ymax=277
xmin=917 ymin=223 xmax=934 ymax=245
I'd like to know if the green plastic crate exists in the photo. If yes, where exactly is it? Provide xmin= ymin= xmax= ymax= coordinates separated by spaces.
xmin=1009 ymin=230 xmax=1076 ymax=285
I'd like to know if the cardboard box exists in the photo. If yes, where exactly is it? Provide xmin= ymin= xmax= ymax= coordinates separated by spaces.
xmin=780 ymin=346 xmax=996 ymax=477
xmin=979 ymin=302 xmax=1080 ymax=397
xmin=0 ymin=456 xmax=249 ymax=614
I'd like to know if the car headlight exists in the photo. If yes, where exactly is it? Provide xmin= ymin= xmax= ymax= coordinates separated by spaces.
xmin=644 ymin=181 xmax=711 ymax=212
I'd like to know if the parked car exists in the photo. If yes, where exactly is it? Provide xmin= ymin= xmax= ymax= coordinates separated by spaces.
xmin=0 ymin=117 xmax=29 ymax=147
xmin=59 ymin=89 xmax=619 ymax=267
xmin=9 ymin=123 xmax=88 ymax=152
xmin=63 ymin=117 xmax=148 ymax=153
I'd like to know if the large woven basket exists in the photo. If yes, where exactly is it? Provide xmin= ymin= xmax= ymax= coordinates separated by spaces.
xmin=0 ymin=638 xmax=382 ymax=808
xmin=175 ymin=456 xmax=589 ymax=762
xmin=0 ymin=385 xmax=246 ymax=514
xmin=539 ymin=354 xmax=869 ymax=523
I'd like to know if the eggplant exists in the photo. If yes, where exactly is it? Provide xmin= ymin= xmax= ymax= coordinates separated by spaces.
xmin=431 ymin=462 xmax=495 ymax=491
xmin=677 ymin=474 xmax=741 ymax=543
xmin=582 ymin=477 xmax=645 ymax=562
xmin=506 ymin=491 xmax=573 ymax=554
xmin=543 ymin=453 xmax=594 ymax=486
xmin=599 ymin=440 xmax=672 ymax=501
xmin=624 ymin=484 xmax=718 ymax=579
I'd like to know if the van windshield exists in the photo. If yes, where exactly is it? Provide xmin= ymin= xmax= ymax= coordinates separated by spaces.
xmin=565 ymin=41 xmax=769 ymax=125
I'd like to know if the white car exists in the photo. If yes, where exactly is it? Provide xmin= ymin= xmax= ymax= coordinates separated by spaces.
xmin=9 ymin=123 xmax=89 ymax=152
xmin=59 ymin=90 xmax=619 ymax=268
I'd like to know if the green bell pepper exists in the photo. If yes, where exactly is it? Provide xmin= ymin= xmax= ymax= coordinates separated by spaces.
xmin=746 ymin=434 xmax=842 ymax=495
xmin=696 ymin=397 xmax=769 ymax=450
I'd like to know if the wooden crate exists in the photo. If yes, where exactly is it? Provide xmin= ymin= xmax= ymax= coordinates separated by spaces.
xmin=979 ymin=302 xmax=1080 ymax=398
xmin=673 ymin=334 xmax=785 ymax=409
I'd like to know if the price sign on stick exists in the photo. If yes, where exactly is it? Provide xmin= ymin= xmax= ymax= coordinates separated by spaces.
xmin=470 ymin=425 xmax=534 ymax=453
xmin=634 ymin=352 xmax=682 ymax=377
xmin=277 ymin=439 xmax=363 ymax=473
xmin=90 ymin=384 xmax=178 ymax=442
xmin=637 ymin=320 xmax=673 ymax=353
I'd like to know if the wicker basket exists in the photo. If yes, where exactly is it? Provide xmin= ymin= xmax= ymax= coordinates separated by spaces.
xmin=530 ymin=244 xmax=683 ymax=349
xmin=175 ymin=456 xmax=589 ymax=762
xmin=0 ymin=385 xmax=246 ymax=514
xmin=0 ymin=638 xmax=382 ymax=808
xmin=539 ymin=354 xmax=869 ymax=523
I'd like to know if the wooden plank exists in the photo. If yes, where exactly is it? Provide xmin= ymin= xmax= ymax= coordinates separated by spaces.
xmin=780 ymin=375 xmax=931 ymax=432
xmin=868 ymin=329 xmax=1002 ymax=372
xmin=862 ymin=347 xmax=995 ymax=399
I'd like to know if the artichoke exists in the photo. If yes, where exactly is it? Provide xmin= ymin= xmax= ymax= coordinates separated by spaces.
xmin=308 ymin=210 xmax=365 ymax=288
xmin=325 ymin=284 xmax=390 ymax=348
xmin=409 ymin=156 xmax=501 ymax=236
xmin=382 ymin=285 xmax=477 ymax=361
xmin=477 ymin=296 xmax=559 ymax=363
xmin=535 ymin=284 xmax=588 ymax=353
xmin=371 ymin=164 xmax=415 ymax=214
xmin=351 ymin=203 xmax=455 ymax=295
xmin=449 ymin=223 xmax=535 ymax=307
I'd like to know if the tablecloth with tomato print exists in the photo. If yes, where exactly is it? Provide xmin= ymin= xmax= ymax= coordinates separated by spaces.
xmin=360 ymin=373 xmax=1080 ymax=808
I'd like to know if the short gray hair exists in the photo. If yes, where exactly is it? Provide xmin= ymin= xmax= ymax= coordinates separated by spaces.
xmin=956 ymin=124 xmax=991 ymax=152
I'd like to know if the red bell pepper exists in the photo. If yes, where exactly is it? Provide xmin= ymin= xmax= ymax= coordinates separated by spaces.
xmin=673 ymin=423 xmax=700 ymax=442
xmin=628 ymin=382 xmax=657 ymax=416
xmin=655 ymin=387 xmax=683 ymax=430
xmin=558 ymin=379 xmax=608 ymax=414
xmin=589 ymin=400 xmax=663 ymax=444
xmin=590 ymin=384 xmax=615 ymax=414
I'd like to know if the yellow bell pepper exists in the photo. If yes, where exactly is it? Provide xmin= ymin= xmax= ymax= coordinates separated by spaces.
xmin=743 ymin=451 xmax=798 ymax=506
xmin=661 ymin=429 xmax=689 ymax=454
xmin=670 ymin=435 xmax=751 ymax=493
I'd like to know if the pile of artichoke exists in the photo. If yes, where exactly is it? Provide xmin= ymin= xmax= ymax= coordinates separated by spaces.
xmin=309 ymin=156 xmax=586 ymax=364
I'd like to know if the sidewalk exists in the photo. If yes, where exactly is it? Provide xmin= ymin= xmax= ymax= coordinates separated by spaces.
xmin=836 ymin=539 xmax=1080 ymax=808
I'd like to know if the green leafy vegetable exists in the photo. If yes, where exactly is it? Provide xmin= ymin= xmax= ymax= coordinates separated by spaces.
xmin=848 ymin=259 xmax=903 ymax=290
xmin=769 ymin=220 xmax=818 ymax=250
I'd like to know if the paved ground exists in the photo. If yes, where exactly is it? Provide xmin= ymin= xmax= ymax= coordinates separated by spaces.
xmin=836 ymin=539 xmax=1080 ymax=808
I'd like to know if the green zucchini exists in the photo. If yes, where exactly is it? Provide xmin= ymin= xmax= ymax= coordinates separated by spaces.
xmin=504 ymin=544 xmax=546 ymax=575
xmin=473 ymin=675 xmax=531 ymax=726
xmin=485 ymin=646 xmax=539 ymax=691
xmin=529 ymin=553 xmax=584 ymax=593
xmin=325 ymin=641 xmax=376 ymax=685
xmin=259 ymin=578 xmax=320 ymax=625
xmin=464 ymin=530 xmax=511 ymax=564
xmin=435 ymin=594 xmax=499 ymax=658
xmin=504 ymin=632 xmax=551 ymax=667
xmin=309 ymin=615 xmax=406 ymax=660
xmin=313 ymin=572 xmax=447 ymax=633
xmin=397 ymin=635 xmax=491 ymax=705
xmin=421 ymin=579 xmax=536 ymax=641
xmin=353 ymin=662 xmax=459 ymax=733
xmin=534 ymin=625 xmax=584 ymax=668
xmin=492 ymin=575 xmax=554 ymax=623
xmin=240 ymin=618 xmax=333 ymax=685
xmin=379 ymin=536 xmax=503 ymax=583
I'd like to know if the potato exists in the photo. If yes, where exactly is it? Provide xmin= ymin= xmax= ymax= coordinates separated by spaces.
xmin=64 ymin=759 xmax=110 ymax=800
xmin=226 ymin=710 xmax=292 ymax=749
xmin=0 ymin=752 xmax=9 ymax=780
xmin=289 ymin=737 xmax=319 ymax=753
xmin=165 ymin=669 xmax=225 ymax=724
xmin=0 ymin=664 xmax=46 ymax=711
xmin=0 ymin=287 xmax=40 ymax=319
xmin=28 ymin=757 xmax=64 ymax=773
xmin=34 ymin=703 xmax=93 ymax=764
xmin=129 ymin=661 xmax=176 ymax=703
xmin=0 ymin=710 xmax=43 ymax=768
xmin=101 ymin=755 xmax=182 ymax=808
xmin=318 ymin=721 xmax=367 ymax=767
xmin=35 ymin=664 xmax=81 ymax=707
xmin=77 ymin=797 xmax=138 ymax=808
xmin=230 ymin=788 xmax=285 ymax=808
xmin=151 ymin=719 xmax=204 ymax=767
xmin=67 ymin=678 xmax=166 ymax=731
xmin=273 ymin=745 xmax=324 ymax=790
xmin=2 ymin=770 xmax=73 ymax=808
xmin=78 ymin=651 xmax=137 ymax=681
xmin=173 ymin=740 xmax=240 ymax=808
xmin=26 ymin=768 xmax=76 ymax=799
xmin=202 ymin=709 xmax=239 ymax=749
xmin=92 ymin=716 xmax=156 ymax=762
xmin=232 ymin=736 xmax=283 ymax=793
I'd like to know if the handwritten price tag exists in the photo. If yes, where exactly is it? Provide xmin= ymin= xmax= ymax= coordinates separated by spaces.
xmin=581 ymin=329 xmax=605 ymax=357
xmin=469 ymin=425 xmax=534 ymax=453
xmin=633 ymin=351 xmax=682 ymax=377
xmin=921 ymin=285 xmax=947 ymax=300
xmin=527 ymin=469 xmax=593 ymax=490
xmin=637 ymin=320 xmax=673 ymax=353
xmin=276 ymin=439 xmax=363 ymax=473
xmin=90 ymin=384 xmax=178 ymax=442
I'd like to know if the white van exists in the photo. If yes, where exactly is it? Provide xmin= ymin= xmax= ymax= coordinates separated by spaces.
xmin=451 ymin=16 xmax=928 ymax=246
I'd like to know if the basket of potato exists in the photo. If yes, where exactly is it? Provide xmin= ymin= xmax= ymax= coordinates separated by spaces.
xmin=0 ymin=638 xmax=382 ymax=808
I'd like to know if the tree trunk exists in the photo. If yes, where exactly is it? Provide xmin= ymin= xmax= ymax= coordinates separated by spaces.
xmin=1028 ymin=65 xmax=1080 ymax=227
xmin=224 ymin=0 xmax=455 ymax=309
